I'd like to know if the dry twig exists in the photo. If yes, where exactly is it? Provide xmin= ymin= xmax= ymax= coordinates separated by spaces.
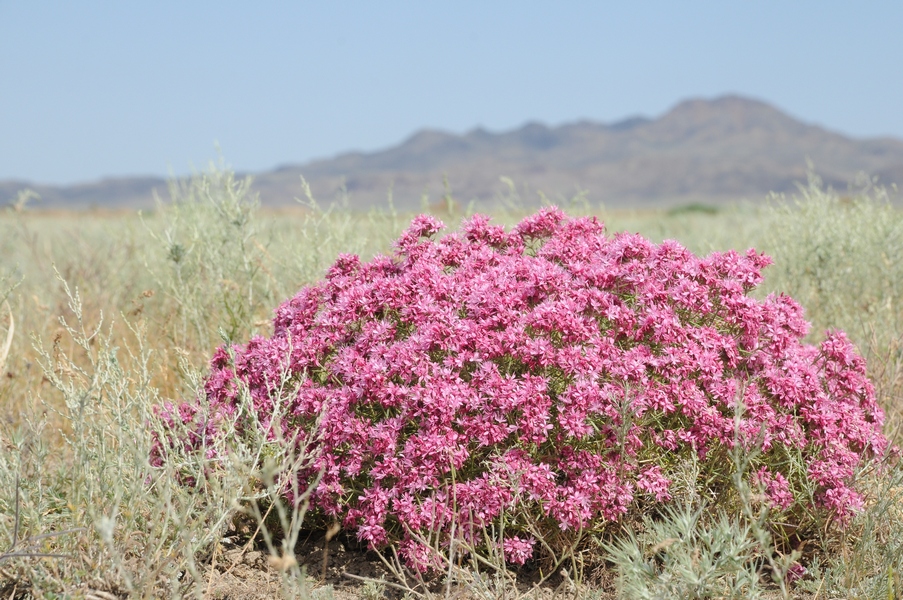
xmin=0 ymin=300 xmax=13 ymax=375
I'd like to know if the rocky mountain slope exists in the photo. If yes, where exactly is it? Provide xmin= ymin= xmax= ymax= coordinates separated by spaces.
xmin=5 ymin=95 xmax=902 ymax=210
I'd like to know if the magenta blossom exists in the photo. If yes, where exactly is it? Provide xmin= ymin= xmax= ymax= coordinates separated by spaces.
xmin=503 ymin=536 xmax=536 ymax=565
xmin=153 ymin=208 xmax=889 ymax=569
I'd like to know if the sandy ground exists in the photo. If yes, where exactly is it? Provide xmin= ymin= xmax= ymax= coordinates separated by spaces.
xmin=197 ymin=528 xmax=617 ymax=600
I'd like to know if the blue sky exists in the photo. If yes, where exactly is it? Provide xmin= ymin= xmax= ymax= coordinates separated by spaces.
xmin=2 ymin=1 xmax=901 ymax=184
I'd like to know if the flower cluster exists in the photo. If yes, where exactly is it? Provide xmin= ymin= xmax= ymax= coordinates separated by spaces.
xmin=153 ymin=208 xmax=889 ymax=570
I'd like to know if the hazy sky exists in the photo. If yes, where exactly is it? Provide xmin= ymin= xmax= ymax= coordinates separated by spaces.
xmin=2 ymin=2 xmax=901 ymax=184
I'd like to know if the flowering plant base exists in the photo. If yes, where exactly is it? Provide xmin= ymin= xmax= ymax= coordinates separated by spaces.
xmin=154 ymin=208 xmax=889 ymax=571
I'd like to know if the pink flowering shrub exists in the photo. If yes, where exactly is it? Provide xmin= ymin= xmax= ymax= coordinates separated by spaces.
xmin=152 ymin=208 xmax=889 ymax=570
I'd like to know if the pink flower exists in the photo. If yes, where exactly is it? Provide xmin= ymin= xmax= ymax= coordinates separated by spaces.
xmin=152 ymin=208 xmax=891 ymax=569
xmin=786 ymin=561 xmax=807 ymax=584
xmin=637 ymin=466 xmax=672 ymax=502
xmin=753 ymin=467 xmax=794 ymax=511
xmin=503 ymin=536 xmax=536 ymax=565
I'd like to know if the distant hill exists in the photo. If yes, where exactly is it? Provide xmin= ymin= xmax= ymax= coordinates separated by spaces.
xmin=4 ymin=95 xmax=903 ymax=210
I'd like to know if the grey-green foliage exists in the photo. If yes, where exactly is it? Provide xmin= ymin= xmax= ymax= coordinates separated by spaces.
xmin=795 ymin=462 xmax=903 ymax=599
xmin=0 ymin=269 xmax=19 ymax=306
xmin=1 ymin=274 xmax=320 ymax=597
xmin=5 ymin=166 xmax=903 ymax=597
xmin=602 ymin=502 xmax=764 ymax=600
xmin=602 ymin=202 xmax=766 ymax=258
xmin=270 ymin=177 xmax=404 ymax=290
xmin=761 ymin=174 xmax=903 ymax=350
xmin=146 ymin=168 xmax=276 ymax=349
xmin=144 ymin=169 xmax=407 ymax=356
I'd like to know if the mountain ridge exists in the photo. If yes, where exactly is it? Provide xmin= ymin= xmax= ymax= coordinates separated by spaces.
xmin=4 ymin=95 xmax=903 ymax=210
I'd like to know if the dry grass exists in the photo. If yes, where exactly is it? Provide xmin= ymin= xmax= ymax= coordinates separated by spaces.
xmin=0 ymin=169 xmax=901 ymax=598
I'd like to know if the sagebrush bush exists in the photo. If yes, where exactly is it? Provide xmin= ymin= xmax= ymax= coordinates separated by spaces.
xmin=602 ymin=501 xmax=764 ymax=599
xmin=154 ymin=207 xmax=888 ymax=572
xmin=762 ymin=176 xmax=903 ymax=349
